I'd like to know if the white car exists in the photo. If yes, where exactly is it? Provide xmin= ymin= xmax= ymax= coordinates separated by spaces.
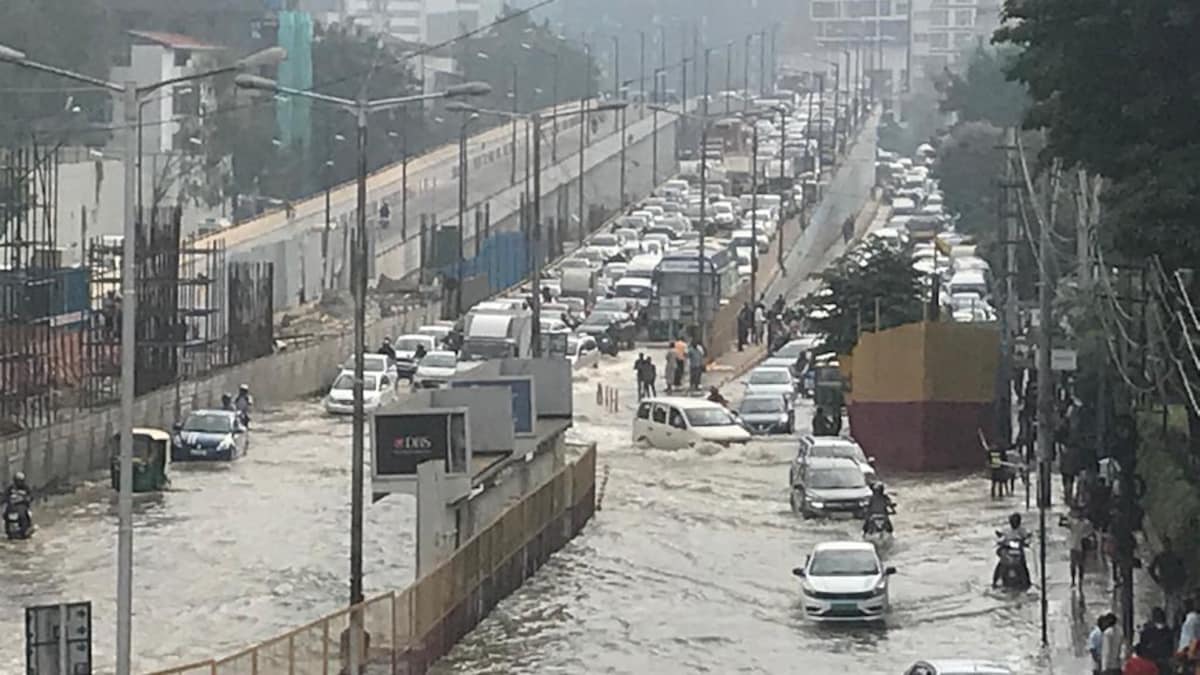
xmin=416 ymin=324 xmax=453 ymax=348
xmin=589 ymin=233 xmax=622 ymax=260
xmin=792 ymin=541 xmax=896 ymax=623
xmin=743 ymin=366 xmax=797 ymax=402
xmin=566 ymin=334 xmax=601 ymax=369
xmin=903 ymin=661 xmax=1014 ymax=675
xmin=392 ymin=334 xmax=437 ymax=379
xmin=612 ymin=277 xmax=654 ymax=309
xmin=338 ymin=353 xmax=397 ymax=386
xmin=632 ymin=397 xmax=751 ymax=449
xmin=324 ymin=372 xmax=395 ymax=414
xmin=411 ymin=350 xmax=459 ymax=389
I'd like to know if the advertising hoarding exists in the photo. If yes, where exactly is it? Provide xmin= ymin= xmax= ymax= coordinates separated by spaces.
xmin=450 ymin=376 xmax=535 ymax=436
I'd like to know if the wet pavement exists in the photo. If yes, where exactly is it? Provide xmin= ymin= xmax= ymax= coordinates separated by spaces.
xmin=432 ymin=353 xmax=1117 ymax=674
xmin=0 ymin=399 xmax=419 ymax=674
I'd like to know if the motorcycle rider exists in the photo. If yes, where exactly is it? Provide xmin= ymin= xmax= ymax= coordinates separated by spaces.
xmin=220 ymin=393 xmax=234 ymax=411
xmin=4 ymin=471 xmax=32 ymax=535
xmin=862 ymin=483 xmax=896 ymax=534
xmin=234 ymin=384 xmax=253 ymax=427
xmin=993 ymin=512 xmax=1032 ymax=588
xmin=378 ymin=337 xmax=397 ymax=361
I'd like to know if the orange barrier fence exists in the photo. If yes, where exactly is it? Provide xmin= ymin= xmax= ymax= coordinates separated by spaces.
xmin=148 ymin=444 xmax=598 ymax=675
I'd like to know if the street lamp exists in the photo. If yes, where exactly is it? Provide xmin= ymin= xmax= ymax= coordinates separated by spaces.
xmin=0 ymin=41 xmax=285 ymax=675
xmin=447 ymin=99 xmax=628 ymax=357
xmin=236 ymin=73 xmax=489 ymax=675
xmin=521 ymin=41 xmax=560 ymax=161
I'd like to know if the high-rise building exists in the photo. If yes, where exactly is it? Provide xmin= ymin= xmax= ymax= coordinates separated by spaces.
xmin=307 ymin=0 xmax=501 ymax=45
xmin=909 ymin=0 xmax=1001 ymax=75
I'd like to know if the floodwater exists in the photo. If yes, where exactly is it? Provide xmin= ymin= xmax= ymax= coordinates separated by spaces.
xmin=0 ymin=400 xmax=419 ymax=674
xmin=434 ymin=353 xmax=1107 ymax=674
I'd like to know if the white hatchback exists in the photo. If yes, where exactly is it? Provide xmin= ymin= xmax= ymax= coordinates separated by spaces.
xmin=632 ymin=397 xmax=751 ymax=449
xmin=793 ymin=541 xmax=895 ymax=623
xmin=324 ymin=372 xmax=395 ymax=414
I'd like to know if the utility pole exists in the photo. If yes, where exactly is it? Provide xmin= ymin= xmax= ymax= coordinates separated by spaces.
xmin=578 ymin=41 xmax=590 ymax=243
xmin=996 ymin=126 xmax=1018 ymax=453
xmin=531 ymin=113 xmax=543 ymax=355
xmin=510 ymin=64 xmax=518 ymax=185
xmin=750 ymin=120 xmax=759 ymax=302
xmin=699 ymin=47 xmax=712 ymax=344
xmin=652 ymin=68 xmax=660 ymax=184
xmin=758 ymin=29 xmax=767 ymax=97
xmin=679 ymin=57 xmax=689 ymax=160
xmin=1076 ymin=169 xmax=1092 ymax=288
xmin=612 ymin=35 xmax=620 ymax=133
xmin=1035 ymin=156 xmax=1057 ymax=649
xmin=725 ymin=41 xmax=733 ymax=114
xmin=743 ymin=33 xmax=752 ymax=111
xmin=777 ymin=108 xmax=786 ymax=271
xmin=639 ymin=30 xmax=646 ymax=115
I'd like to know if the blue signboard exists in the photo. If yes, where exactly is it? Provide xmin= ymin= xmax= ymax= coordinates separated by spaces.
xmin=450 ymin=376 xmax=535 ymax=436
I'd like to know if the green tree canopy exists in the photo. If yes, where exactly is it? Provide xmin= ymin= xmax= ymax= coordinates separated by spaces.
xmin=794 ymin=238 xmax=927 ymax=355
xmin=995 ymin=0 xmax=1200 ymax=268
xmin=937 ymin=45 xmax=1029 ymax=128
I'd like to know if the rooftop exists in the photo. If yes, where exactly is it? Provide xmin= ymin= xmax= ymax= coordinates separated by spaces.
xmin=128 ymin=30 xmax=225 ymax=51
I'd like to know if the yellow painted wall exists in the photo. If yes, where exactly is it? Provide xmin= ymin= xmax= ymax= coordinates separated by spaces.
xmin=848 ymin=321 xmax=998 ymax=404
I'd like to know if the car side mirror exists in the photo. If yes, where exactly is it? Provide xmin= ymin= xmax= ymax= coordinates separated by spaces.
xmin=885 ymin=566 xmax=897 ymax=575
xmin=791 ymin=567 xmax=806 ymax=578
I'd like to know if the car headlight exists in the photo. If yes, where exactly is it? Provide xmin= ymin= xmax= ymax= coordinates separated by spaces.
xmin=859 ymin=498 xmax=871 ymax=507
xmin=807 ymin=499 xmax=824 ymax=508
xmin=218 ymin=437 xmax=234 ymax=450
xmin=873 ymin=578 xmax=888 ymax=594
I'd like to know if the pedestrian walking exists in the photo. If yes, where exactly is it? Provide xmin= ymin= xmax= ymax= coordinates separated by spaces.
xmin=1138 ymin=607 xmax=1174 ymax=674
xmin=687 ymin=340 xmax=705 ymax=392
xmin=1090 ymin=614 xmax=1107 ymax=675
xmin=645 ymin=358 xmax=657 ymax=397
xmin=673 ymin=338 xmax=687 ymax=389
xmin=737 ymin=303 xmax=752 ymax=352
xmin=753 ymin=304 xmax=766 ymax=344
xmin=1061 ymin=441 xmax=1082 ymax=507
xmin=1101 ymin=612 xmax=1124 ymax=675
xmin=634 ymin=354 xmax=648 ymax=400
xmin=664 ymin=347 xmax=677 ymax=394
xmin=1149 ymin=537 xmax=1188 ymax=623
xmin=1068 ymin=506 xmax=1095 ymax=589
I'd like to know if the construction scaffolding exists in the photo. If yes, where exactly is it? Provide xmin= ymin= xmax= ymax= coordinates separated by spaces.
xmin=0 ymin=145 xmax=83 ymax=434
xmin=227 ymin=261 xmax=274 ymax=365
xmin=83 ymin=207 xmax=227 ymax=406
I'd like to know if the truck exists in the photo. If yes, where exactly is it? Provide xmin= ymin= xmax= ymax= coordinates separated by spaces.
xmin=459 ymin=305 xmax=533 ymax=362
xmin=559 ymin=267 xmax=599 ymax=306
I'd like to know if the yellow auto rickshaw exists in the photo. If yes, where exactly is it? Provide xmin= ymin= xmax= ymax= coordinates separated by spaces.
xmin=109 ymin=428 xmax=170 ymax=492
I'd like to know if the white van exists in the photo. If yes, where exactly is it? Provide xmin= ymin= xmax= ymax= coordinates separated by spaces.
xmin=625 ymin=253 xmax=661 ymax=280
xmin=948 ymin=270 xmax=989 ymax=298
xmin=632 ymin=397 xmax=751 ymax=449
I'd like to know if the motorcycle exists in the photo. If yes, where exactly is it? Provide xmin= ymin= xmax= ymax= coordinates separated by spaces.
xmin=993 ymin=533 xmax=1030 ymax=590
xmin=3 ymin=490 xmax=34 ymax=540
xmin=862 ymin=512 xmax=894 ymax=549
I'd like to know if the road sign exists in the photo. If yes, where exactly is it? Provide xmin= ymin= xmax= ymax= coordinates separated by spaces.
xmin=26 ymin=602 xmax=91 ymax=675
xmin=1051 ymin=348 xmax=1078 ymax=372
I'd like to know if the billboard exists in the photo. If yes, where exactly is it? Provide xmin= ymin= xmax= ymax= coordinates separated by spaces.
xmin=372 ymin=409 xmax=470 ymax=493
xmin=450 ymin=376 xmax=535 ymax=436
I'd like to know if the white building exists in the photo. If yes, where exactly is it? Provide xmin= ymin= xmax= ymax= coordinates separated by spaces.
xmin=809 ymin=0 xmax=1002 ymax=96
xmin=310 ymin=0 xmax=501 ymax=45
xmin=110 ymin=30 xmax=226 ymax=156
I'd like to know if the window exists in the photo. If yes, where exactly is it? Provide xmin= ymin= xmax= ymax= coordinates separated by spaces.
xmin=913 ymin=32 xmax=929 ymax=43
xmin=174 ymin=49 xmax=192 ymax=67
xmin=955 ymin=8 xmax=974 ymax=25
xmin=846 ymin=0 xmax=878 ymax=18
xmin=896 ymin=1 xmax=909 ymax=13
xmin=637 ymin=402 xmax=652 ymax=419
xmin=954 ymin=32 xmax=974 ymax=48
xmin=880 ymin=19 xmax=910 ymax=41
xmin=651 ymin=405 xmax=668 ymax=424
xmin=929 ymin=9 xmax=949 ymax=25
xmin=929 ymin=32 xmax=949 ymax=48
xmin=668 ymin=409 xmax=687 ymax=430
xmin=878 ymin=0 xmax=892 ymax=15
xmin=811 ymin=1 xmax=839 ymax=18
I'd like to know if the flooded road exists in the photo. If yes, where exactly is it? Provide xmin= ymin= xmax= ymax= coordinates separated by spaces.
xmin=435 ymin=353 xmax=1098 ymax=674
xmin=0 ymin=400 xmax=418 ymax=674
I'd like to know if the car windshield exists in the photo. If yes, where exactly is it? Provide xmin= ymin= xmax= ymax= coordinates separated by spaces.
xmin=394 ymin=338 xmax=426 ymax=352
xmin=182 ymin=412 xmax=233 ymax=434
xmin=812 ymin=444 xmax=866 ymax=462
xmin=685 ymin=407 xmax=736 ymax=427
xmin=810 ymin=467 xmax=866 ymax=489
xmin=749 ymin=369 xmax=791 ymax=385
xmin=809 ymin=550 xmax=880 ymax=576
xmin=460 ymin=340 xmax=515 ymax=361
xmin=615 ymin=284 xmax=653 ymax=299
xmin=738 ymin=397 xmax=785 ymax=414
xmin=421 ymin=353 xmax=457 ymax=368
xmin=333 ymin=373 xmax=379 ymax=390
xmin=774 ymin=342 xmax=807 ymax=358
xmin=343 ymin=356 xmax=385 ymax=372
xmin=593 ymin=234 xmax=618 ymax=246
xmin=582 ymin=312 xmax=620 ymax=326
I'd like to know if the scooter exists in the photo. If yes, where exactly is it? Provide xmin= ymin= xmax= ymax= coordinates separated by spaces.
xmin=3 ymin=491 xmax=34 ymax=540
xmin=993 ymin=534 xmax=1030 ymax=590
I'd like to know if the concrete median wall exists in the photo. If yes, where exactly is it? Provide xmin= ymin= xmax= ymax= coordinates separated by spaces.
xmin=0 ymin=300 xmax=441 ymax=493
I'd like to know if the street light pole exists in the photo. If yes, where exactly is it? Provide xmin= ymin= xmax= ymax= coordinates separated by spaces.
xmin=750 ymin=119 xmax=759 ymax=303
xmin=510 ymin=64 xmax=518 ymax=185
xmin=0 ymin=44 xmax=285 ymax=675
xmin=652 ymin=68 xmax=661 ymax=185
xmin=759 ymin=29 xmax=767 ymax=97
xmin=578 ymin=42 xmax=590 ymax=244
xmin=743 ymin=34 xmax=752 ymax=111
xmin=531 ymin=112 xmax=543 ymax=354
xmin=725 ymin=41 xmax=733 ymax=114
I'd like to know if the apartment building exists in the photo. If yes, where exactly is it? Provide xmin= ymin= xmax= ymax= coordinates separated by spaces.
xmin=810 ymin=0 xmax=912 ymax=98
xmin=809 ymin=0 xmax=1002 ymax=94
xmin=308 ymin=0 xmax=500 ymax=44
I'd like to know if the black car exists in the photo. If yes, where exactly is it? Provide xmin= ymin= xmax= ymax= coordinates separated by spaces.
xmin=735 ymin=394 xmax=794 ymax=435
xmin=577 ymin=310 xmax=636 ymax=352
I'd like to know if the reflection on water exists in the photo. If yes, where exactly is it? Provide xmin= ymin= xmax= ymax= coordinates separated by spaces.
xmin=434 ymin=354 xmax=1096 ymax=674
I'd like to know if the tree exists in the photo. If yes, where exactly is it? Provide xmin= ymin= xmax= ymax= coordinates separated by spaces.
xmin=995 ymin=0 xmax=1200 ymax=268
xmin=935 ymin=121 xmax=1004 ymax=242
xmin=794 ymin=238 xmax=927 ymax=356
xmin=938 ymin=45 xmax=1029 ymax=128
